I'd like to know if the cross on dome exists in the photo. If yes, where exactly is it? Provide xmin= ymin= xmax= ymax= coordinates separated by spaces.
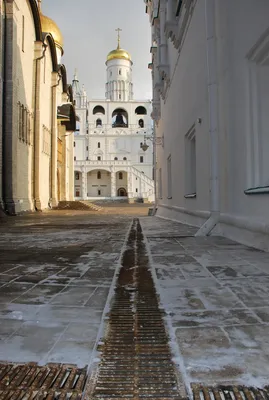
xmin=115 ymin=28 xmax=122 ymax=49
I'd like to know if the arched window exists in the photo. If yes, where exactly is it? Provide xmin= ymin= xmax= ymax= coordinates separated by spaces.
xmin=135 ymin=106 xmax=147 ymax=115
xmin=119 ymin=69 xmax=122 ymax=75
xmin=123 ymin=157 xmax=127 ymax=160
xmin=139 ymin=119 xmax=144 ymax=128
xmin=98 ymin=142 xmax=101 ymax=148
xmin=119 ymin=172 xmax=123 ymax=180
xmin=93 ymin=105 xmax=105 ymax=115
xmin=114 ymin=157 xmax=118 ymax=160
xmin=112 ymin=108 xmax=128 ymax=128
xmin=96 ymin=119 xmax=102 ymax=127
xmin=97 ymin=171 xmax=101 ymax=179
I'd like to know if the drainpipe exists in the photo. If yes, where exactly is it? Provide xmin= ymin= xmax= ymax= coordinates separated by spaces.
xmin=49 ymin=71 xmax=61 ymax=208
xmin=195 ymin=0 xmax=220 ymax=236
xmin=152 ymin=122 xmax=158 ymax=215
xmin=33 ymin=43 xmax=47 ymax=211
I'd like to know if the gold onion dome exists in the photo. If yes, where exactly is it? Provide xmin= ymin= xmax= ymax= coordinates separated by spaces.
xmin=107 ymin=46 xmax=132 ymax=62
xmin=40 ymin=13 xmax=64 ymax=49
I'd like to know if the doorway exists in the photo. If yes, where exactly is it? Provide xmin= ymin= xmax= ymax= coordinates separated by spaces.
xmin=118 ymin=187 xmax=127 ymax=197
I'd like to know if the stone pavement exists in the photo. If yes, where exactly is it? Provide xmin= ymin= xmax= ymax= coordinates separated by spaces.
xmin=141 ymin=218 xmax=269 ymax=390
xmin=0 ymin=208 xmax=269 ymax=394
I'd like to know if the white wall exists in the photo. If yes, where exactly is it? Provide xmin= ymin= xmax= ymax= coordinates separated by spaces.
xmin=87 ymin=170 xmax=111 ymax=197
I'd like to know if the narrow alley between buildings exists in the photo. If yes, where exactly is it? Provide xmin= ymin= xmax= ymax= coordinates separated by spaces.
xmin=0 ymin=206 xmax=269 ymax=399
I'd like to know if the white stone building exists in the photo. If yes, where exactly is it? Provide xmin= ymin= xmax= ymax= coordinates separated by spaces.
xmin=73 ymin=34 xmax=154 ymax=202
xmin=146 ymin=0 xmax=269 ymax=250
xmin=0 ymin=0 xmax=76 ymax=214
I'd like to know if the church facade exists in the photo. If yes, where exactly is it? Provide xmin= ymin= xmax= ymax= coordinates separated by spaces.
xmin=73 ymin=34 xmax=154 ymax=203
xmin=0 ymin=0 xmax=75 ymax=214
xmin=146 ymin=0 xmax=269 ymax=250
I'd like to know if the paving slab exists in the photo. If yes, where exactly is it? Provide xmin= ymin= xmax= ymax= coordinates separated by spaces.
xmin=141 ymin=216 xmax=269 ymax=389
xmin=0 ymin=209 xmax=140 ymax=367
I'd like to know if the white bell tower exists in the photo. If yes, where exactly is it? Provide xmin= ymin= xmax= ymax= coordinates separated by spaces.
xmin=105 ymin=28 xmax=134 ymax=102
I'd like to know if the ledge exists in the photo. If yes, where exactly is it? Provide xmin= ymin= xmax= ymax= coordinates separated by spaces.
xmin=184 ymin=193 xmax=196 ymax=199
xmin=244 ymin=186 xmax=269 ymax=195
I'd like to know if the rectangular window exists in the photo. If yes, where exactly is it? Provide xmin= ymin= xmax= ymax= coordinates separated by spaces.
xmin=97 ymin=156 xmax=101 ymax=161
xmin=22 ymin=16 xmax=25 ymax=52
xmin=74 ymin=156 xmax=76 ymax=161
xmin=74 ymin=142 xmax=76 ymax=147
xmin=185 ymin=126 xmax=196 ymax=196
xmin=98 ymin=190 xmax=101 ymax=196
xmin=98 ymin=142 xmax=100 ymax=148
xmin=246 ymin=35 xmax=269 ymax=189
xmin=75 ymin=172 xmax=79 ymax=180
xmin=136 ymin=188 xmax=138 ymax=193
xmin=86 ymin=146 xmax=88 ymax=150
xmin=140 ymin=156 xmax=144 ymax=163
xmin=86 ymin=156 xmax=88 ymax=160
xmin=167 ymin=155 xmax=172 ymax=199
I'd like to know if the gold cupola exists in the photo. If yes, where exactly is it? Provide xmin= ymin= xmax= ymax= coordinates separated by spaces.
xmin=38 ymin=1 xmax=64 ymax=52
xmin=106 ymin=28 xmax=132 ymax=63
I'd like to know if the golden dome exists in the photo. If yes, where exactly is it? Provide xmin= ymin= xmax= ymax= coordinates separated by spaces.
xmin=40 ymin=13 xmax=63 ymax=49
xmin=107 ymin=46 xmax=131 ymax=62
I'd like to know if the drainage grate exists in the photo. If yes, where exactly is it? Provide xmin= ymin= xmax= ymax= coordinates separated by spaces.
xmin=192 ymin=385 xmax=269 ymax=400
xmin=89 ymin=218 xmax=185 ymax=400
xmin=0 ymin=362 xmax=87 ymax=399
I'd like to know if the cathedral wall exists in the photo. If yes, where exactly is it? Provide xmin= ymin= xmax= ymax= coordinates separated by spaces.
xmin=211 ymin=0 xmax=269 ymax=250
xmin=15 ymin=0 xmax=36 ymax=212
xmin=156 ymin=0 xmax=210 ymax=220
xmin=0 ymin=0 xmax=4 ymax=208
xmin=216 ymin=0 xmax=269 ymax=219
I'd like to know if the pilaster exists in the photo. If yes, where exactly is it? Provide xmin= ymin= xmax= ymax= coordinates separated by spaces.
xmin=50 ymin=72 xmax=58 ymax=207
xmin=127 ymin=168 xmax=133 ymax=202
xmin=33 ymin=41 xmax=45 ymax=211
xmin=111 ymin=169 xmax=116 ymax=197
xmin=3 ymin=1 xmax=17 ymax=214
xmin=82 ymin=168 xmax=87 ymax=199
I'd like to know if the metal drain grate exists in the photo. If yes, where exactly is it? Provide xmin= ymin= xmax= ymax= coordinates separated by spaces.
xmin=192 ymin=385 xmax=269 ymax=400
xmin=89 ymin=218 xmax=184 ymax=400
xmin=0 ymin=362 xmax=87 ymax=399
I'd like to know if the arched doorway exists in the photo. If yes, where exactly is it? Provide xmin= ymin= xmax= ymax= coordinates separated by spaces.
xmin=118 ymin=187 xmax=127 ymax=197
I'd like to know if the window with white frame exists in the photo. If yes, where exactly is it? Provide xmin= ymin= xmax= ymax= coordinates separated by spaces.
xmin=167 ymin=155 xmax=172 ymax=199
xmin=246 ymin=30 xmax=269 ymax=190
xmin=185 ymin=125 xmax=196 ymax=196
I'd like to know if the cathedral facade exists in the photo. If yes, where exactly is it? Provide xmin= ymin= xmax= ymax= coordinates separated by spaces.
xmin=73 ymin=35 xmax=154 ymax=203
xmin=0 ymin=0 xmax=75 ymax=214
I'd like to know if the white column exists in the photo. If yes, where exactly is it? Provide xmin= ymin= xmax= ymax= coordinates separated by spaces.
xmin=127 ymin=168 xmax=133 ymax=200
xmin=111 ymin=169 xmax=116 ymax=197
xmin=82 ymin=168 xmax=87 ymax=199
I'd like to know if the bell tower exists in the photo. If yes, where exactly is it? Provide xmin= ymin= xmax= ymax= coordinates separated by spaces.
xmin=105 ymin=29 xmax=133 ymax=101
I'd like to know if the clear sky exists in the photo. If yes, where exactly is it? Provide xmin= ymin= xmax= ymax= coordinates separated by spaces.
xmin=42 ymin=0 xmax=152 ymax=100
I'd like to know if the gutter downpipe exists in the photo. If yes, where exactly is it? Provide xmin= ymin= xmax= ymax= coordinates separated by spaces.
xmin=33 ymin=43 xmax=47 ymax=211
xmin=195 ymin=0 xmax=220 ymax=236
xmin=152 ymin=121 xmax=158 ymax=215
xmin=49 ymin=71 xmax=61 ymax=208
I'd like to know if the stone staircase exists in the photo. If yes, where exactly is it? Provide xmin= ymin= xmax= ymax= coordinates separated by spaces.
xmin=131 ymin=167 xmax=154 ymax=190
xmin=79 ymin=201 xmax=106 ymax=212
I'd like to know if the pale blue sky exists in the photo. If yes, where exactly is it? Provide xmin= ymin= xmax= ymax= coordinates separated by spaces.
xmin=42 ymin=0 xmax=152 ymax=100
